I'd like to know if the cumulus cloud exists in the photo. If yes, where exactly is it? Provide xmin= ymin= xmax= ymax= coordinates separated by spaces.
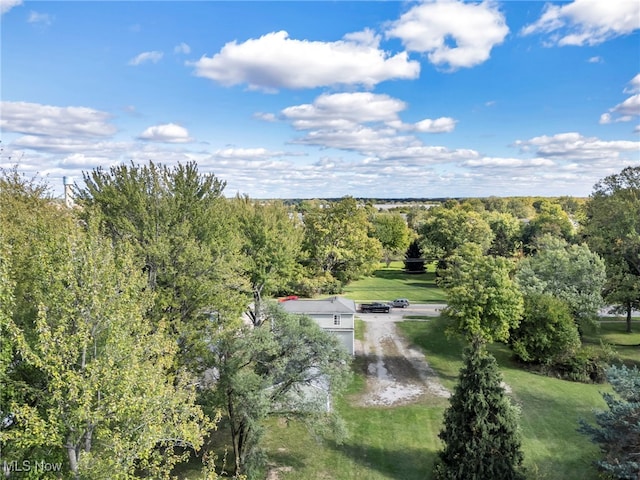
xmin=515 ymin=132 xmax=640 ymax=161
xmin=174 ymin=42 xmax=191 ymax=54
xmin=138 ymin=123 xmax=193 ymax=143
xmin=190 ymin=29 xmax=420 ymax=90
xmin=1 ymin=0 xmax=22 ymax=15
xmin=1 ymin=101 xmax=117 ymax=138
xmin=413 ymin=117 xmax=457 ymax=133
xmin=282 ymin=92 xmax=406 ymax=129
xmin=624 ymin=74 xmax=640 ymax=94
xmin=522 ymin=0 xmax=640 ymax=46
xmin=128 ymin=51 xmax=164 ymax=66
xmin=386 ymin=0 xmax=509 ymax=70
xmin=588 ymin=56 xmax=603 ymax=63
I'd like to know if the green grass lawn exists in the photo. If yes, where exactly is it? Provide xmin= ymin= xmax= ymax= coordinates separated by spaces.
xmin=259 ymin=316 xmax=611 ymax=480
xmin=342 ymin=261 xmax=446 ymax=303
xmin=583 ymin=319 xmax=640 ymax=367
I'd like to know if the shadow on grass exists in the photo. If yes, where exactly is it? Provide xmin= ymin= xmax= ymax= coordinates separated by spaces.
xmin=327 ymin=440 xmax=437 ymax=480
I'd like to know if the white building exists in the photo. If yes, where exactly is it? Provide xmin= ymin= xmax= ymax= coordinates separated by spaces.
xmin=280 ymin=296 xmax=356 ymax=355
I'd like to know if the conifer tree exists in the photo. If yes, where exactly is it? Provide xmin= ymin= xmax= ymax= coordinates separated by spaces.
xmin=435 ymin=344 xmax=525 ymax=480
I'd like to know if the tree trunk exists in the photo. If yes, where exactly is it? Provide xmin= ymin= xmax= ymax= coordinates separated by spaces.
xmin=66 ymin=439 xmax=79 ymax=479
xmin=626 ymin=301 xmax=632 ymax=333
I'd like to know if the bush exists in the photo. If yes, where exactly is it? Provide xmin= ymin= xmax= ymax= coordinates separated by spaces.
xmin=510 ymin=294 xmax=581 ymax=365
xmin=553 ymin=346 xmax=610 ymax=383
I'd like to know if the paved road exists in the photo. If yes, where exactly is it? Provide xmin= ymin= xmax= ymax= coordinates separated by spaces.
xmin=356 ymin=303 xmax=447 ymax=322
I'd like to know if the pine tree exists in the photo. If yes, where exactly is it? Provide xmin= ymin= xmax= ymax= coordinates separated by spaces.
xmin=404 ymin=239 xmax=425 ymax=273
xmin=435 ymin=344 xmax=525 ymax=480
xmin=579 ymin=365 xmax=640 ymax=479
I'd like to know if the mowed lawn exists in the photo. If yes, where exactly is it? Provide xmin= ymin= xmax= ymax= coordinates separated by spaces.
xmin=261 ymin=314 xmax=632 ymax=480
xmin=342 ymin=261 xmax=446 ymax=303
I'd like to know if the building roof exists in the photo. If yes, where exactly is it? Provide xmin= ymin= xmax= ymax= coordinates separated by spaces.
xmin=281 ymin=296 xmax=356 ymax=315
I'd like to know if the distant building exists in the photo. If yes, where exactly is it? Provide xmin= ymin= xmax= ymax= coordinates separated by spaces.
xmin=281 ymin=296 xmax=356 ymax=355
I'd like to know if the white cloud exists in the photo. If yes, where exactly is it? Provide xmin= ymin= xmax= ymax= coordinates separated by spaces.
xmin=386 ymin=0 xmax=509 ymax=70
xmin=515 ymin=132 xmax=640 ymax=161
xmin=413 ymin=117 xmax=457 ymax=133
xmin=464 ymin=157 xmax=555 ymax=168
xmin=599 ymin=113 xmax=612 ymax=124
xmin=624 ymin=73 xmax=640 ymax=94
xmin=174 ymin=42 xmax=191 ymax=54
xmin=0 ymin=101 xmax=117 ymax=138
xmin=522 ymin=0 xmax=640 ymax=46
xmin=138 ymin=123 xmax=193 ymax=143
xmin=28 ymin=10 xmax=52 ymax=25
xmin=253 ymin=112 xmax=277 ymax=122
xmin=191 ymin=29 xmax=420 ymax=90
xmin=600 ymin=75 xmax=640 ymax=123
xmin=587 ymin=56 xmax=603 ymax=63
xmin=0 ymin=0 xmax=22 ymax=15
xmin=128 ymin=51 xmax=164 ymax=66
xmin=282 ymin=92 xmax=406 ymax=129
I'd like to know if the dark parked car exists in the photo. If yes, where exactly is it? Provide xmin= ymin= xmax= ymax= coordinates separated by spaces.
xmin=360 ymin=302 xmax=390 ymax=313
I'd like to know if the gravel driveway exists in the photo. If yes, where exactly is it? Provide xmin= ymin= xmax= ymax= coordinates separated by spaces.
xmin=355 ymin=304 xmax=450 ymax=406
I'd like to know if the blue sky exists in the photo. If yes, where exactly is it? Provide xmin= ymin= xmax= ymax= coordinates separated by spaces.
xmin=1 ymin=0 xmax=639 ymax=199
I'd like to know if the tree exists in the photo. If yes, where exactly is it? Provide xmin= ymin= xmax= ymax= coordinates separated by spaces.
xmin=404 ymin=239 xmax=426 ymax=273
xmin=372 ymin=212 xmax=411 ymax=267
xmin=522 ymin=200 xmax=574 ymax=248
xmin=234 ymin=197 xmax=303 ymax=326
xmin=579 ymin=365 xmax=640 ymax=479
xmin=435 ymin=345 xmax=525 ymax=480
xmin=515 ymin=234 xmax=606 ymax=334
xmin=485 ymin=211 xmax=522 ymax=258
xmin=211 ymin=304 xmax=351 ymax=476
xmin=440 ymin=243 xmax=524 ymax=345
xmin=3 ymin=221 xmax=210 ymax=478
xmin=77 ymin=161 xmax=249 ymax=367
xmin=582 ymin=166 xmax=640 ymax=333
xmin=302 ymin=197 xmax=382 ymax=285
xmin=510 ymin=294 xmax=581 ymax=365
xmin=419 ymin=205 xmax=494 ymax=266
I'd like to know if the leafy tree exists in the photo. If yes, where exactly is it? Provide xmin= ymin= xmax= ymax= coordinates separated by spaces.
xmin=372 ymin=212 xmax=411 ymax=267
xmin=579 ymin=365 xmax=640 ymax=479
xmin=510 ymin=294 xmax=581 ymax=365
xmin=3 ymin=220 xmax=210 ymax=478
xmin=582 ymin=166 xmax=640 ymax=333
xmin=302 ymin=197 xmax=382 ymax=285
xmin=485 ymin=211 xmax=522 ymax=257
xmin=404 ymin=239 xmax=426 ymax=273
xmin=77 ymin=161 xmax=248 ymax=367
xmin=419 ymin=205 xmax=494 ymax=266
xmin=515 ymin=235 xmax=606 ymax=334
xmin=506 ymin=197 xmax=535 ymax=220
xmin=440 ymin=243 xmax=524 ymax=344
xmin=211 ymin=304 xmax=351 ymax=476
xmin=234 ymin=197 xmax=303 ymax=326
xmin=522 ymin=200 xmax=574 ymax=248
xmin=435 ymin=345 xmax=525 ymax=480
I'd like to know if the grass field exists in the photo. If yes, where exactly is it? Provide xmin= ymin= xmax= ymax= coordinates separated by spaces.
xmin=342 ymin=261 xmax=446 ymax=303
xmin=259 ymin=315 xmax=620 ymax=480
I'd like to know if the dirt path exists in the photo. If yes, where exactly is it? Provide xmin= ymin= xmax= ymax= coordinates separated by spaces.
xmin=356 ymin=310 xmax=450 ymax=407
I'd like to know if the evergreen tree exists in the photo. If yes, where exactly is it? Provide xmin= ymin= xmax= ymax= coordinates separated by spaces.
xmin=579 ymin=365 xmax=640 ymax=479
xmin=404 ymin=239 xmax=425 ymax=273
xmin=435 ymin=345 xmax=525 ymax=480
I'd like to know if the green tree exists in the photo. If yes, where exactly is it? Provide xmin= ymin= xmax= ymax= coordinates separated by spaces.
xmin=485 ymin=211 xmax=522 ymax=257
xmin=435 ymin=345 xmax=525 ymax=480
xmin=579 ymin=365 xmax=640 ymax=479
xmin=440 ymin=243 xmax=524 ymax=344
xmin=404 ymin=239 xmax=426 ymax=273
xmin=3 ymin=222 xmax=210 ymax=478
xmin=372 ymin=212 xmax=411 ymax=267
xmin=211 ymin=304 xmax=351 ymax=476
xmin=523 ymin=200 xmax=574 ymax=248
xmin=582 ymin=166 xmax=640 ymax=333
xmin=77 ymin=161 xmax=248 ymax=366
xmin=510 ymin=294 xmax=581 ymax=365
xmin=234 ymin=197 xmax=303 ymax=325
xmin=419 ymin=205 xmax=494 ymax=266
xmin=302 ymin=197 xmax=382 ymax=285
xmin=515 ymin=234 xmax=606 ymax=334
